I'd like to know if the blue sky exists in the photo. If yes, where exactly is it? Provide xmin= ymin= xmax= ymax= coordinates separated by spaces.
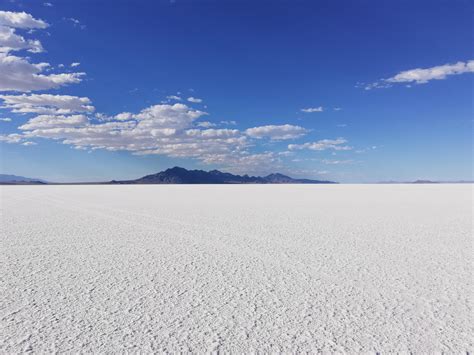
xmin=0 ymin=0 xmax=472 ymax=182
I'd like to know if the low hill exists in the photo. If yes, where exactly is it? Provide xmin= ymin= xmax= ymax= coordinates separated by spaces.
xmin=0 ymin=174 xmax=47 ymax=184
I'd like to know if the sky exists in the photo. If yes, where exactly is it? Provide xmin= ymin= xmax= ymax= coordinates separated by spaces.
xmin=0 ymin=0 xmax=472 ymax=183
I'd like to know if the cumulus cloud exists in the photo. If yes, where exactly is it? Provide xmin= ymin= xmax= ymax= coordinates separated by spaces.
xmin=301 ymin=107 xmax=323 ymax=113
xmin=0 ymin=54 xmax=85 ymax=92
xmin=9 ymin=101 xmax=301 ymax=174
xmin=187 ymin=97 xmax=202 ymax=103
xmin=202 ymin=151 xmax=282 ymax=175
xmin=0 ymin=133 xmax=26 ymax=143
xmin=4 ymin=95 xmax=350 ymax=173
xmin=220 ymin=120 xmax=237 ymax=125
xmin=0 ymin=94 xmax=95 ymax=114
xmin=0 ymin=11 xmax=47 ymax=55
xmin=0 ymin=12 xmax=85 ymax=92
xmin=95 ymin=112 xmax=133 ymax=121
xmin=185 ymin=128 xmax=240 ymax=138
xmin=0 ymin=25 xmax=44 ymax=53
xmin=288 ymin=138 xmax=352 ymax=151
xmin=132 ymin=103 xmax=206 ymax=130
xmin=0 ymin=117 xmax=12 ymax=122
xmin=364 ymin=60 xmax=474 ymax=89
xmin=0 ymin=11 xmax=48 ymax=29
xmin=43 ymin=2 xmax=53 ymax=7
xmin=22 ymin=141 xmax=37 ymax=146
xmin=15 ymin=103 xmax=247 ymax=161
xmin=0 ymin=132 xmax=37 ymax=146
xmin=196 ymin=121 xmax=216 ymax=128
xmin=19 ymin=114 xmax=89 ymax=130
xmin=245 ymin=124 xmax=308 ymax=140
xmin=70 ymin=62 xmax=80 ymax=67
xmin=166 ymin=95 xmax=182 ymax=101
xmin=114 ymin=112 xmax=133 ymax=121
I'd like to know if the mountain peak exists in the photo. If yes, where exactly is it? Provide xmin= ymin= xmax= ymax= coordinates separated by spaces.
xmin=112 ymin=167 xmax=336 ymax=184
xmin=165 ymin=166 xmax=188 ymax=173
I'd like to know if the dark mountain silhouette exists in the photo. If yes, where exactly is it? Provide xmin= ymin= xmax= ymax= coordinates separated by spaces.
xmin=377 ymin=179 xmax=457 ymax=184
xmin=111 ymin=167 xmax=336 ymax=184
xmin=0 ymin=174 xmax=46 ymax=184
xmin=412 ymin=180 xmax=439 ymax=184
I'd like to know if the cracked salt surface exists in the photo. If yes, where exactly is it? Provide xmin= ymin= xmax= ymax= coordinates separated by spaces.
xmin=1 ymin=184 xmax=472 ymax=352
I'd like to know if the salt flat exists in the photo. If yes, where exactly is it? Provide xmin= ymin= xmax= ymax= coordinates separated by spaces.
xmin=0 ymin=184 xmax=472 ymax=353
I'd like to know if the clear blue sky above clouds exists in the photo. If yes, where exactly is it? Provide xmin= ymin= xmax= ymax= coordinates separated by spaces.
xmin=0 ymin=0 xmax=472 ymax=182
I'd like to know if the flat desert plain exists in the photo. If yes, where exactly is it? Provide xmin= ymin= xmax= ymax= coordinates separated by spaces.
xmin=1 ymin=184 xmax=472 ymax=353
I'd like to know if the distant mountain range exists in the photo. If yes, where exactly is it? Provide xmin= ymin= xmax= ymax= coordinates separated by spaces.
xmin=110 ymin=167 xmax=336 ymax=184
xmin=0 ymin=174 xmax=46 ymax=184
xmin=377 ymin=179 xmax=473 ymax=184
xmin=2 ymin=169 xmax=472 ymax=185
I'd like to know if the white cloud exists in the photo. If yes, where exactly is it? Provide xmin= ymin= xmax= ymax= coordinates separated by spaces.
xmin=0 ymin=12 xmax=83 ymax=92
xmin=0 ymin=117 xmax=12 ymax=122
xmin=70 ymin=62 xmax=80 ymax=67
xmin=132 ymin=103 xmax=206 ymax=130
xmin=196 ymin=121 xmax=216 ymax=128
xmin=337 ymin=123 xmax=347 ymax=127
xmin=301 ymin=106 xmax=323 ymax=113
xmin=19 ymin=114 xmax=89 ymax=130
xmin=220 ymin=120 xmax=237 ymax=125
xmin=0 ymin=25 xmax=44 ymax=53
xmin=9 ymin=103 xmax=252 ymax=169
xmin=114 ymin=112 xmax=133 ymax=121
xmin=245 ymin=124 xmax=308 ymax=140
xmin=3 ymin=96 xmax=340 ymax=174
xmin=134 ymin=136 xmax=248 ymax=159
xmin=187 ymin=97 xmax=203 ymax=103
xmin=364 ymin=60 xmax=474 ymax=89
xmin=202 ymin=152 xmax=281 ymax=175
xmin=185 ymin=128 xmax=240 ymax=138
xmin=65 ymin=17 xmax=85 ymax=30
xmin=22 ymin=141 xmax=37 ymax=146
xmin=387 ymin=61 xmax=474 ymax=84
xmin=43 ymin=2 xmax=53 ymax=7
xmin=0 ymin=54 xmax=85 ymax=92
xmin=0 ymin=94 xmax=95 ymax=114
xmin=0 ymin=132 xmax=36 ymax=146
xmin=0 ymin=11 xmax=47 ymax=55
xmin=0 ymin=11 xmax=48 ymax=29
xmin=0 ymin=133 xmax=25 ymax=143
xmin=288 ymin=138 xmax=352 ymax=151
xmin=166 ymin=95 xmax=182 ymax=101
xmin=334 ymin=107 xmax=342 ymax=111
